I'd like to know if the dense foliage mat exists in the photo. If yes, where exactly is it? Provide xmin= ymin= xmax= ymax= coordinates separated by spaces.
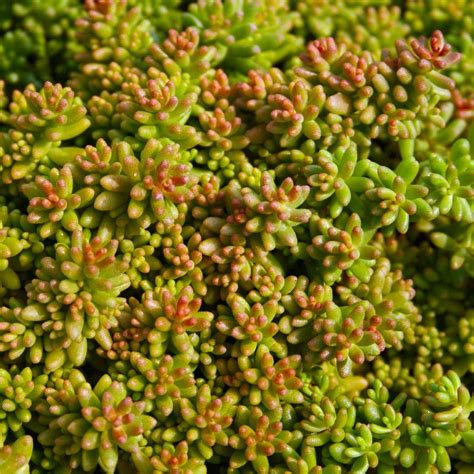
xmin=0 ymin=1 xmax=472 ymax=473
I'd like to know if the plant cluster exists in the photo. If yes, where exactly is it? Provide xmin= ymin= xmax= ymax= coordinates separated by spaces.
xmin=0 ymin=1 xmax=472 ymax=473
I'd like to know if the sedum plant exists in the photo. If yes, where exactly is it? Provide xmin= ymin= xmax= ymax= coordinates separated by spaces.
xmin=0 ymin=1 xmax=472 ymax=473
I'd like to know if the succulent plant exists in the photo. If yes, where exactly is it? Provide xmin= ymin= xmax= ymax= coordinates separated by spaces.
xmin=127 ymin=352 xmax=197 ymax=417
xmin=0 ymin=367 xmax=47 ymax=445
xmin=0 ymin=435 xmax=33 ymax=474
xmin=0 ymin=2 xmax=471 ymax=473
xmin=130 ymin=283 xmax=213 ymax=356
xmin=0 ymin=82 xmax=90 ymax=185
xmin=35 ymin=370 xmax=156 ymax=473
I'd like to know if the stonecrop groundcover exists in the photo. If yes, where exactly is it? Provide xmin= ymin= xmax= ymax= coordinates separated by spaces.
xmin=0 ymin=0 xmax=472 ymax=473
